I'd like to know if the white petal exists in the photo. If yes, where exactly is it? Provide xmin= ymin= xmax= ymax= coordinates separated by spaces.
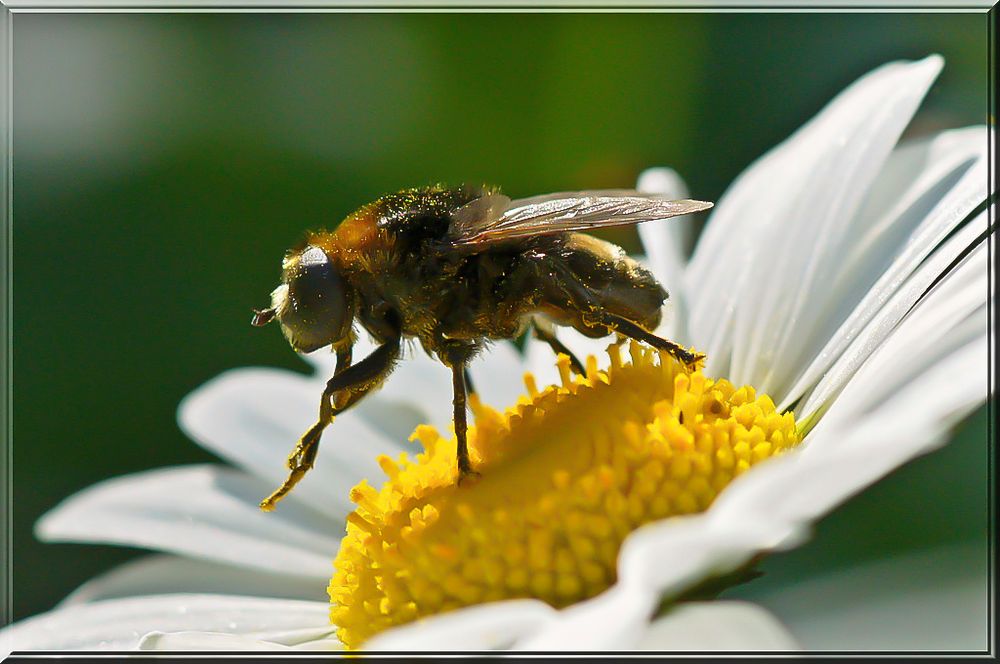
xmin=468 ymin=341 xmax=532 ymax=413
xmin=822 ymin=308 xmax=986 ymax=437
xmin=366 ymin=599 xmax=557 ymax=651
xmin=778 ymin=127 xmax=989 ymax=411
xmin=369 ymin=344 xmax=455 ymax=432
xmin=178 ymin=367 xmax=411 ymax=510
xmin=299 ymin=346 xmax=341 ymax=376
xmin=806 ymin=238 xmax=988 ymax=430
xmin=525 ymin=326 xmax=614 ymax=382
xmin=637 ymin=601 xmax=799 ymax=651
xmin=139 ymin=631 xmax=295 ymax=650
xmin=140 ymin=626 xmax=340 ymax=651
xmin=303 ymin=341 xmax=443 ymax=439
xmin=515 ymin=584 xmax=655 ymax=650
xmin=350 ymin=395 xmax=430 ymax=452
xmin=295 ymin=637 xmax=348 ymax=650
xmin=742 ymin=540 xmax=987 ymax=650
xmin=637 ymin=166 xmax=690 ymax=201
xmin=302 ymin=337 xmax=454 ymax=433
xmin=524 ymin=337 xmax=566 ymax=390
xmin=59 ymin=554 xmax=327 ymax=606
xmin=729 ymin=56 xmax=943 ymax=397
xmin=684 ymin=56 xmax=942 ymax=387
xmin=790 ymin=203 xmax=988 ymax=418
xmin=36 ymin=464 xmax=340 ymax=579
xmin=0 ymin=594 xmax=330 ymax=653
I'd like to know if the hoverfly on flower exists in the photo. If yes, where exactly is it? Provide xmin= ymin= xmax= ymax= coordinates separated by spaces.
xmin=252 ymin=186 xmax=713 ymax=510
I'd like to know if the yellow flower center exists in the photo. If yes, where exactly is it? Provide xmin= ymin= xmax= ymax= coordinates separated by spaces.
xmin=328 ymin=342 xmax=800 ymax=649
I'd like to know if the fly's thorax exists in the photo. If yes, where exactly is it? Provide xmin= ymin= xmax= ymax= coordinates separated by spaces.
xmin=317 ymin=185 xmax=501 ymax=332
xmin=370 ymin=184 xmax=497 ymax=235
xmin=313 ymin=206 xmax=394 ymax=265
xmin=361 ymin=242 xmax=526 ymax=347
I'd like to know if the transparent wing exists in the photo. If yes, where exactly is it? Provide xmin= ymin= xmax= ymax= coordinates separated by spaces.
xmin=504 ymin=188 xmax=648 ymax=208
xmin=447 ymin=192 xmax=713 ymax=247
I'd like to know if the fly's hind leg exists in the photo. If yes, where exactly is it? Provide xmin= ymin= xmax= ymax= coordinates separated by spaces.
xmin=260 ymin=336 xmax=400 ymax=511
xmin=596 ymin=312 xmax=705 ymax=369
xmin=533 ymin=253 xmax=704 ymax=371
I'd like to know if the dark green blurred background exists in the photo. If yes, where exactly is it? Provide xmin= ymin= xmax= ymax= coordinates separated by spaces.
xmin=11 ymin=12 xmax=987 ymax=622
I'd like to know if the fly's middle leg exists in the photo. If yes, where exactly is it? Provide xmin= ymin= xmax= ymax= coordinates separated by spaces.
xmin=441 ymin=342 xmax=481 ymax=485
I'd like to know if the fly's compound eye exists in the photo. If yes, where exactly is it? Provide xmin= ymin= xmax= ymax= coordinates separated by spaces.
xmin=278 ymin=245 xmax=352 ymax=353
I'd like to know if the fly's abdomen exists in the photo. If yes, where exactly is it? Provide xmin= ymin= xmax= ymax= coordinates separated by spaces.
xmin=538 ymin=233 xmax=668 ymax=336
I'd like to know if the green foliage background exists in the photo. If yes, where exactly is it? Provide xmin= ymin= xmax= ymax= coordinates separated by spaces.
xmin=11 ymin=11 xmax=988 ymax=627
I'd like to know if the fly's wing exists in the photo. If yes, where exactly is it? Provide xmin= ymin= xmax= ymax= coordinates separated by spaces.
xmin=447 ymin=190 xmax=713 ymax=247
xmin=449 ymin=192 xmax=512 ymax=238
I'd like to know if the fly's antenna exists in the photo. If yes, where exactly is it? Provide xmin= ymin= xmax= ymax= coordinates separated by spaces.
xmin=251 ymin=308 xmax=277 ymax=326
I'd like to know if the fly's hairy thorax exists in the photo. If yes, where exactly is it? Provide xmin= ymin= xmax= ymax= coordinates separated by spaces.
xmin=314 ymin=186 xmax=526 ymax=346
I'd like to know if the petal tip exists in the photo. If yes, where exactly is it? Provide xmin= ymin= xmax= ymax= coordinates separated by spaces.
xmin=137 ymin=631 xmax=166 ymax=650
xmin=33 ymin=511 xmax=59 ymax=542
xmin=910 ymin=53 xmax=945 ymax=86
xmin=920 ymin=52 xmax=945 ymax=71
xmin=637 ymin=167 xmax=689 ymax=198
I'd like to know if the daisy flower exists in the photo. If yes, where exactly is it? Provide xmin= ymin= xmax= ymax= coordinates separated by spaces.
xmin=1 ymin=54 xmax=990 ymax=653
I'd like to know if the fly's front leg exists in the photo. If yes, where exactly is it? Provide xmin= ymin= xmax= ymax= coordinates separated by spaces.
xmin=283 ymin=346 xmax=352 ymax=470
xmin=260 ymin=337 xmax=400 ymax=511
